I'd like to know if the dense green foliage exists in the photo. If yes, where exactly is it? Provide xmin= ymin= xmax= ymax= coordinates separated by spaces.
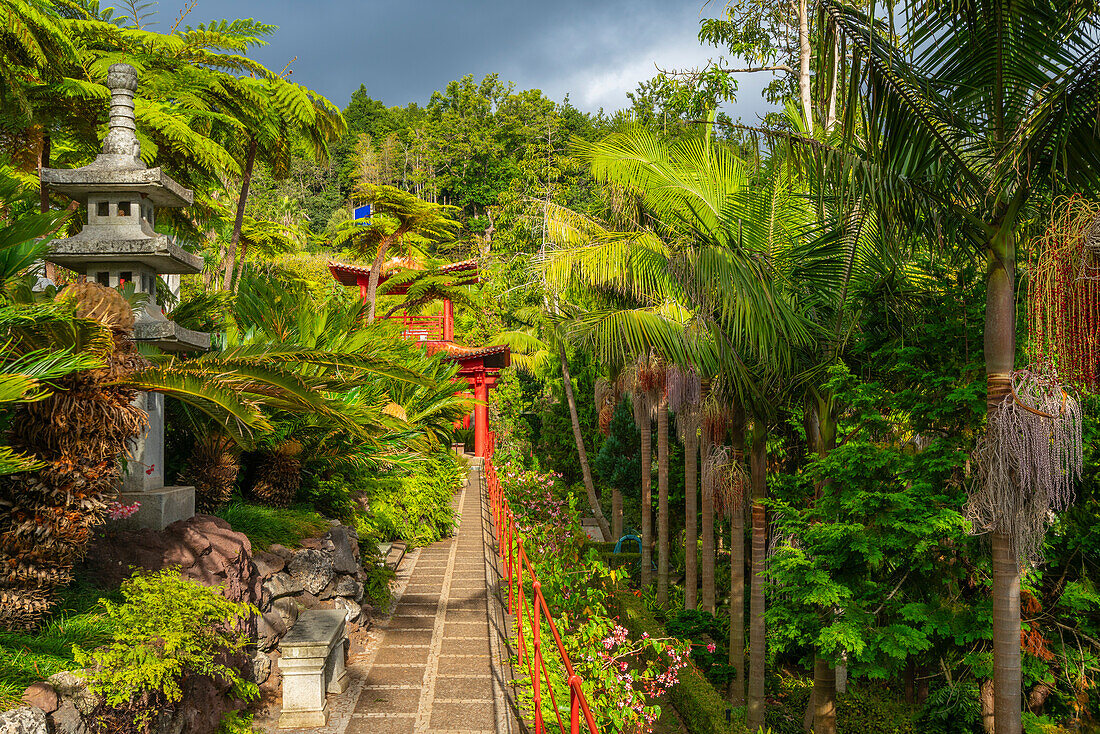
xmin=350 ymin=451 xmax=464 ymax=548
xmin=75 ymin=570 xmax=257 ymax=733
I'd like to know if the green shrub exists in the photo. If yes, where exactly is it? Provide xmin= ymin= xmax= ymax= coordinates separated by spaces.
xmin=75 ymin=569 xmax=258 ymax=734
xmin=610 ymin=592 xmax=748 ymax=734
xmin=354 ymin=451 xmax=462 ymax=548
xmin=766 ymin=672 xmax=919 ymax=734
xmin=215 ymin=501 xmax=329 ymax=550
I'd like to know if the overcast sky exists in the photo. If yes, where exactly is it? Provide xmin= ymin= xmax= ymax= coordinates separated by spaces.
xmin=187 ymin=0 xmax=779 ymax=120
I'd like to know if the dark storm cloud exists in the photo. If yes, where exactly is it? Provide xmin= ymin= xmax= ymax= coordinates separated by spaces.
xmin=195 ymin=0 xmax=778 ymax=118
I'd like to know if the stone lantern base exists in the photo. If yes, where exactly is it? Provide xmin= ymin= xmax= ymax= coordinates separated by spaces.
xmin=114 ymin=485 xmax=196 ymax=530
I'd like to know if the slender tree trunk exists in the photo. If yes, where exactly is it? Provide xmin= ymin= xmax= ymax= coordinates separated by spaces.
xmin=222 ymin=137 xmax=257 ymax=292
xmin=365 ymin=238 xmax=390 ymax=323
xmin=612 ymin=488 xmax=623 ymax=540
xmin=812 ymin=398 xmax=840 ymax=734
xmin=39 ymin=133 xmax=50 ymax=214
xmin=824 ymin=20 xmax=840 ymax=133
xmin=814 ymin=656 xmax=837 ymax=734
xmin=748 ymin=422 xmax=768 ymax=732
xmin=701 ymin=427 xmax=715 ymax=613
xmin=657 ymin=394 xmax=670 ymax=606
xmin=39 ymin=134 xmax=56 ymax=282
xmin=987 ymin=235 xmax=1021 ymax=734
xmin=980 ymin=678 xmax=996 ymax=734
xmin=798 ymin=0 xmax=814 ymax=135
xmin=640 ymin=408 xmax=653 ymax=587
xmin=729 ymin=408 xmax=746 ymax=708
xmin=685 ymin=426 xmax=698 ymax=610
xmin=560 ymin=349 xmax=611 ymax=542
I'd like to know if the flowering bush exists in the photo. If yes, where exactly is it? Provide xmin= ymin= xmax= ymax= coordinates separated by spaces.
xmin=106 ymin=501 xmax=140 ymax=520
xmin=498 ymin=461 xmax=689 ymax=733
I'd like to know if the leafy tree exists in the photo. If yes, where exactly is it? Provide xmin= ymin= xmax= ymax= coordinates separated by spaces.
xmin=594 ymin=399 xmax=641 ymax=508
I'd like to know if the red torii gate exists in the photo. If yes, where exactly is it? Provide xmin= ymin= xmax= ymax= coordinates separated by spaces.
xmin=328 ymin=258 xmax=510 ymax=457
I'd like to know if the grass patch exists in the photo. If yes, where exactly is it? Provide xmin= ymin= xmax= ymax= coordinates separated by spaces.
xmin=0 ymin=577 xmax=120 ymax=712
xmin=216 ymin=501 xmax=331 ymax=551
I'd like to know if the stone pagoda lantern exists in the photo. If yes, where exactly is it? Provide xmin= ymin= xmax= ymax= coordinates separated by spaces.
xmin=40 ymin=63 xmax=209 ymax=529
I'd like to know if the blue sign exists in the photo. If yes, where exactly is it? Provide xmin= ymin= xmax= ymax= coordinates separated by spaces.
xmin=353 ymin=204 xmax=372 ymax=224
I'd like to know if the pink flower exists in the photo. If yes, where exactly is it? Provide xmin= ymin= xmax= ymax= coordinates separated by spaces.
xmin=706 ymin=642 xmax=716 ymax=653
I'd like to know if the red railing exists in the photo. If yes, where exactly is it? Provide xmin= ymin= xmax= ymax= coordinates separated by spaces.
xmin=485 ymin=438 xmax=600 ymax=734
xmin=393 ymin=310 xmax=443 ymax=341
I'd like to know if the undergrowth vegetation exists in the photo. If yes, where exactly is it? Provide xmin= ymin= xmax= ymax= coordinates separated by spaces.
xmin=214 ymin=503 xmax=331 ymax=551
xmin=0 ymin=578 xmax=120 ymax=711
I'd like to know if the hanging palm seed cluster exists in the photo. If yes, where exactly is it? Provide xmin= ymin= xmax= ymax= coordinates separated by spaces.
xmin=180 ymin=432 xmax=241 ymax=512
xmin=701 ymin=381 xmax=730 ymax=446
xmin=636 ymin=350 xmax=666 ymax=405
xmin=707 ymin=445 xmax=748 ymax=520
xmin=0 ymin=283 xmax=147 ymax=630
xmin=595 ymin=377 xmax=617 ymax=436
xmin=1027 ymin=195 xmax=1100 ymax=391
xmin=968 ymin=365 xmax=1082 ymax=562
xmin=667 ymin=365 xmax=702 ymax=442
xmin=249 ymin=440 xmax=304 ymax=508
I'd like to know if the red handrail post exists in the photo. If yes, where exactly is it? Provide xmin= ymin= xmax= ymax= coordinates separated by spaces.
xmin=532 ymin=580 xmax=544 ymax=734
xmin=569 ymin=677 xmax=581 ymax=734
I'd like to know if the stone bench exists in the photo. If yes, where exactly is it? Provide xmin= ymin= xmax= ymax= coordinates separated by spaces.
xmin=277 ymin=609 xmax=349 ymax=728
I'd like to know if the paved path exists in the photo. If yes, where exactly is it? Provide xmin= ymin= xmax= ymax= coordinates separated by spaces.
xmin=306 ymin=459 xmax=517 ymax=734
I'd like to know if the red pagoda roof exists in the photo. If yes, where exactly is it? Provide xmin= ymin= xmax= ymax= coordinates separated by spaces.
xmin=427 ymin=342 xmax=511 ymax=369
xmin=328 ymin=258 xmax=479 ymax=289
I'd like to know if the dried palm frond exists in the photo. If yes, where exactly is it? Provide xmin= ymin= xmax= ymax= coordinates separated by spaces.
xmin=968 ymin=365 xmax=1082 ymax=563
xmin=0 ymin=315 xmax=147 ymax=630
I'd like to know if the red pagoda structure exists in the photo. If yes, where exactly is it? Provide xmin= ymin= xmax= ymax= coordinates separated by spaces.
xmin=328 ymin=258 xmax=509 ymax=457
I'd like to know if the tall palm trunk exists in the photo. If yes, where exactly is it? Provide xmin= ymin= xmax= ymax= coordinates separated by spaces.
xmin=684 ymin=425 xmax=698 ymax=610
xmin=657 ymin=394 xmax=670 ymax=605
xmin=747 ymin=422 xmax=768 ymax=732
xmin=701 ymin=427 xmax=715 ymax=613
xmin=987 ymin=232 xmax=1021 ymax=734
xmin=640 ymin=407 xmax=653 ymax=587
xmin=813 ymin=398 xmax=840 ymax=734
xmin=222 ymin=136 xmax=257 ymax=292
xmin=560 ymin=349 xmax=611 ymax=542
xmin=729 ymin=408 xmax=746 ymax=707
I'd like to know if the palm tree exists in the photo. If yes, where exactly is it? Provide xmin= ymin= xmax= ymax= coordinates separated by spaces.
xmin=219 ymin=74 xmax=345 ymax=290
xmin=541 ymin=126 xmax=813 ymax=729
xmin=489 ymin=311 xmax=613 ymax=542
xmin=815 ymin=3 xmax=1100 ymax=730
xmin=332 ymin=185 xmax=461 ymax=322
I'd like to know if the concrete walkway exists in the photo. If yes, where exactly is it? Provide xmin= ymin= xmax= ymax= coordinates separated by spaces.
xmin=288 ymin=459 xmax=518 ymax=734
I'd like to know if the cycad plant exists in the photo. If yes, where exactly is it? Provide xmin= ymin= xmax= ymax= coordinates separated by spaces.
xmin=179 ymin=431 xmax=240 ymax=512
xmin=0 ymin=283 xmax=146 ymax=630
xmin=249 ymin=440 xmax=303 ymax=509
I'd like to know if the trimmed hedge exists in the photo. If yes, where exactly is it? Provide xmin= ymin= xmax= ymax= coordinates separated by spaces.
xmin=609 ymin=592 xmax=748 ymax=734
